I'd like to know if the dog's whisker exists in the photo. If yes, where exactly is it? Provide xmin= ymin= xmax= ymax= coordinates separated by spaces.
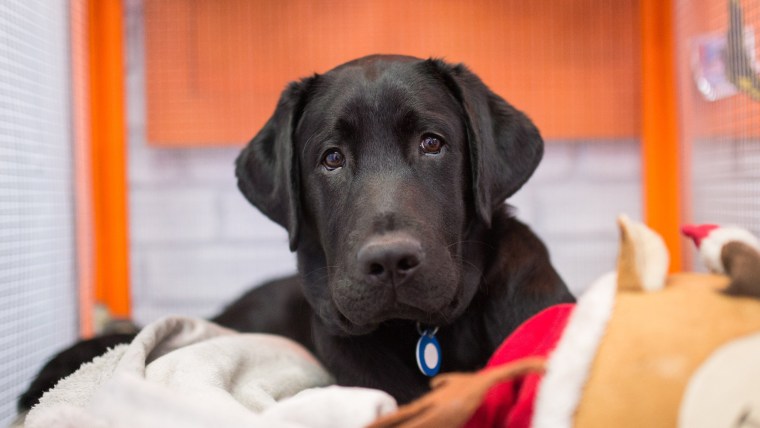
xmin=303 ymin=265 xmax=341 ymax=278
xmin=436 ymin=309 xmax=451 ymax=325
xmin=445 ymin=240 xmax=495 ymax=250
xmin=454 ymin=257 xmax=487 ymax=286
xmin=301 ymin=132 xmax=318 ymax=159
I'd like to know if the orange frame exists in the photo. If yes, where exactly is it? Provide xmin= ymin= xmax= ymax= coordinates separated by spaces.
xmin=87 ymin=0 xmax=132 ymax=321
xmin=641 ymin=0 xmax=684 ymax=272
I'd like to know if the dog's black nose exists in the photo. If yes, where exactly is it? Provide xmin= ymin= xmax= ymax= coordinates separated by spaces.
xmin=357 ymin=235 xmax=424 ymax=286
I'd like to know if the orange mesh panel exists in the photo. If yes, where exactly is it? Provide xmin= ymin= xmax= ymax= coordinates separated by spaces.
xmin=144 ymin=0 xmax=641 ymax=146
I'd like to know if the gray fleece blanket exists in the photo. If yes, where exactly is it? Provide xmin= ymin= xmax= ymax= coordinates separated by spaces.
xmin=21 ymin=316 xmax=396 ymax=428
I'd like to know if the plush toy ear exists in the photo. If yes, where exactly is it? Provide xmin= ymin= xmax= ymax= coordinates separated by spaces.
xmin=235 ymin=78 xmax=314 ymax=251
xmin=426 ymin=59 xmax=544 ymax=227
xmin=616 ymin=215 xmax=669 ymax=292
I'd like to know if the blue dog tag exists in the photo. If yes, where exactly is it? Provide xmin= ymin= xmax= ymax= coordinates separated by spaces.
xmin=415 ymin=325 xmax=441 ymax=377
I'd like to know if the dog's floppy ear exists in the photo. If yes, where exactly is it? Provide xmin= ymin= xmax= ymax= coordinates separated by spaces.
xmin=235 ymin=77 xmax=314 ymax=251
xmin=426 ymin=59 xmax=544 ymax=227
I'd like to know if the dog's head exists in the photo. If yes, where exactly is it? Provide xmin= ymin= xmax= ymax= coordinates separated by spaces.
xmin=236 ymin=55 xmax=543 ymax=335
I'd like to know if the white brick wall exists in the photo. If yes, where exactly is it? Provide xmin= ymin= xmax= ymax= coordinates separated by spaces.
xmin=127 ymin=145 xmax=298 ymax=325
xmin=125 ymin=0 xmax=642 ymax=323
xmin=513 ymin=140 xmax=642 ymax=296
xmin=130 ymin=188 xmax=219 ymax=243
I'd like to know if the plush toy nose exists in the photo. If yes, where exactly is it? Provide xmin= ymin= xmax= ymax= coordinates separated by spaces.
xmin=357 ymin=234 xmax=424 ymax=287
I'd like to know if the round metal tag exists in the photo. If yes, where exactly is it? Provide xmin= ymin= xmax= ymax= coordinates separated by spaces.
xmin=415 ymin=332 xmax=441 ymax=377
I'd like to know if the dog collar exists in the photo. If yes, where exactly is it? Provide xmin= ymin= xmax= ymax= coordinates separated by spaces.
xmin=415 ymin=323 xmax=441 ymax=376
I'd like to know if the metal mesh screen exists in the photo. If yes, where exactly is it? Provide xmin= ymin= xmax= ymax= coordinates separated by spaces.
xmin=0 ymin=1 xmax=78 ymax=424
xmin=677 ymin=0 xmax=760 ymax=240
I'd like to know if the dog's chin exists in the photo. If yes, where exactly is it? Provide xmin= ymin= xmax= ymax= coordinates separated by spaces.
xmin=312 ymin=300 xmax=378 ymax=336
xmin=328 ymin=284 xmax=472 ymax=336
xmin=334 ymin=313 xmax=379 ymax=336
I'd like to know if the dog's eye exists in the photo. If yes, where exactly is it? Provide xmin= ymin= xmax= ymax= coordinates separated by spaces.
xmin=322 ymin=149 xmax=345 ymax=170
xmin=420 ymin=134 xmax=444 ymax=155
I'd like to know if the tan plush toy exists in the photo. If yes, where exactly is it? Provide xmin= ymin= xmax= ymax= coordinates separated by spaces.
xmin=370 ymin=216 xmax=760 ymax=428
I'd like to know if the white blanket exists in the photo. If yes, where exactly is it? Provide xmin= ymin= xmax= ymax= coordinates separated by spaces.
xmin=23 ymin=316 xmax=397 ymax=428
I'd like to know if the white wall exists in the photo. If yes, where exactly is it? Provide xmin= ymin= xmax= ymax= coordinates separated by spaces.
xmin=513 ymin=140 xmax=642 ymax=295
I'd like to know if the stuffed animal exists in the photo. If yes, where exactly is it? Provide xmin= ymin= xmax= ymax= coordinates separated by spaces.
xmin=370 ymin=216 xmax=760 ymax=428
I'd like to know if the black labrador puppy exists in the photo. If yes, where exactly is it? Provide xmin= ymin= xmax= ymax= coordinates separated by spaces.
xmin=232 ymin=54 xmax=574 ymax=401
xmin=19 ymin=55 xmax=573 ymax=411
